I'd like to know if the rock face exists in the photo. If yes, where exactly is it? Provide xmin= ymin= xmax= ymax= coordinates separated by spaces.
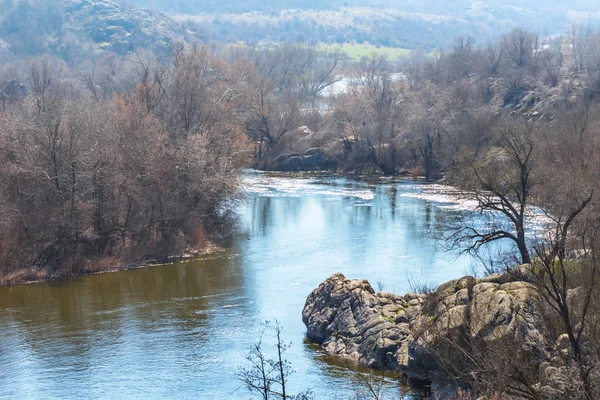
xmin=303 ymin=272 xmax=550 ymax=397
xmin=62 ymin=0 xmax=197 ymax=55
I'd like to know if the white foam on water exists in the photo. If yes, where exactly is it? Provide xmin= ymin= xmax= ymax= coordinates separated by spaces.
xmin=400 ymin=183 xmax=478 ymax=210
xmin=242 ymin=172 xmax=375 ymax=200
xmin=243 ymin=172 xmax=553 ymax=237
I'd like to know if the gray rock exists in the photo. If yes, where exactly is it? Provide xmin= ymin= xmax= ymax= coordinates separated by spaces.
xmin=275 ymin=153 xmax=301 ymax=171
xmin=274 ymin=148 xmax=335 ymax=171
xmin=62 ymin=0 xmax=197 ymax=55
xmin=302 ymin=273 xmax=419 ymax=370
xmin=304 ymin=147 xmax=326 ymax=158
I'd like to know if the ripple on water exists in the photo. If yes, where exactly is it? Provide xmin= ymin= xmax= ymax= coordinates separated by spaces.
xmin=243 ymin=172 xmax=376 ymax=200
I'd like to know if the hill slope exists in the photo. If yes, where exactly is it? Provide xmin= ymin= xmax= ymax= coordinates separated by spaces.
xmin=0 ymin=0 xmax=199 ymax=62
xmin=130 ymin=0 xmax=600 ymax=49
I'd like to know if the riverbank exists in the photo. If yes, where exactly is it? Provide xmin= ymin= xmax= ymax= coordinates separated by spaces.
xmin=247 ymin=168 xmax=434 ymax=185
xmin=0 ymin=241 xmax=225 ymax=287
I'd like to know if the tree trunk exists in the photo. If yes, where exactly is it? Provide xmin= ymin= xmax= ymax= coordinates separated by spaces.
xmin=516 ymin=224 xmax=531 ymax=264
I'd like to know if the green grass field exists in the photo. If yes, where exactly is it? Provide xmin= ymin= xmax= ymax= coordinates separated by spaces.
xmin=320 ymin=43 xmax=411 ymax=60
xmin=226 ymin=42 xmax=412 ymax=61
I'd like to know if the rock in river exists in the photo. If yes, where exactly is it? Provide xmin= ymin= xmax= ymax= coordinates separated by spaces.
xmin=302 ymin=271 xmax=551 ymax=398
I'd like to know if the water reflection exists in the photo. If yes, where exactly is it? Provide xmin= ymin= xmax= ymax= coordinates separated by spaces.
xmin=1 ymin=173 xmax=482 ymax=399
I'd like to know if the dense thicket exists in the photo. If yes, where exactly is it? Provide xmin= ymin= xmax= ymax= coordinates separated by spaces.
xmin=0 ymin=46 xmax=251 ymax=283
xmin=259 ymin=26 xmax=600 ymax=178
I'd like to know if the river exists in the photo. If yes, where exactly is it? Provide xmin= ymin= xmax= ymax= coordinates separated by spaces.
xmin=0 ymin=172 xmax=486 ymax=399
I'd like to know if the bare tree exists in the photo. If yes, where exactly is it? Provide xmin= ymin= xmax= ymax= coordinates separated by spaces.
xmin=236 ymin=321 xmax=313 ymax=400
xmin=244 ymin=43 xmax=345 ymax=163
xmin=78 ymin=53 xmax=123 ymax=103
xmin=350 ymin=368 xmax=390 ymax=400
xmin=300 ymin=46 xmax=345 ymax=109
xmin=449 ymin=117 xmax=538 ymax=264
xmin=540 ymin=38 xmax=563 ymax=87
xmin=533 ymin=225 xmax=597 ymax=399
xmin=403 ymin=84 xmax=448 ymax=182
xmin=401 ymin=48 xmax=426 ymax=89
xmin=484 ymin=41 xmax=504 ymax=76
xmin=502 ymin=28 xmax=536 ymax=70
xmin=569 ymin=23 xmax=599 ymax=73
xmin=445 ymin=36 xmax=475 ymax=81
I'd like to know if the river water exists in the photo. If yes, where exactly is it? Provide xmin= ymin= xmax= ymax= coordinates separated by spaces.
xmin=0 ymin=172 xmax=485 ymax=400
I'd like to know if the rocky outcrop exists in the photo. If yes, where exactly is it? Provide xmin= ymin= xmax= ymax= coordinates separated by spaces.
xmin=274 ymin=148 xmax=336 ymax=172
xmin=63 ymin=0 xmax=197 ymax=54
xmin=303 ymin=271 xmax=551 ymax=397
xmin=302 ymin=273 xmax=424 ymax=370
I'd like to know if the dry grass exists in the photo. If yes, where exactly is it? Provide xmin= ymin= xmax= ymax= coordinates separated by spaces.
xmin=82 ymin=256 xmax=124 ymax=275
xmin=320 ymin=43 xmax=410 ymax=60
xmin=409 ymin=166 xmax=424 ymax=177
xmin=0 ymin=267 xmax=50 ymax=286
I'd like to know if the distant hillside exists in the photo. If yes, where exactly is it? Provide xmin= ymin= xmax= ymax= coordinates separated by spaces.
xmin=173 ymin=6 xmax=556 ymax=50
xmin=2 ymin=0 xmax=598 ymax=62
xmin=122 ymin=0 xmax=600 ymax=14
xmin=0 ymin=0 xmax=200 ymax=63
xmin=129 ymin=0 xmax=600 ymax=49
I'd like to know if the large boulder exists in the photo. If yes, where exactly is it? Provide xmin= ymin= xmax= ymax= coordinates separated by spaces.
xmin=275 ymin=153 xmax=302 ymax=171
xmin=274 ymin=148 xmax=335 ymax=171
xmin=302 ymin=273 xmax=424 ymax=370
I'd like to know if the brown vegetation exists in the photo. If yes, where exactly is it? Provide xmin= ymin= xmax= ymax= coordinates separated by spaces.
xmin=0 ymin=45 xmax=251 ymax=284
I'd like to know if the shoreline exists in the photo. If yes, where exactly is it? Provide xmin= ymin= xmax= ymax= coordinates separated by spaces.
xmin=252 ymin=167 xmax=431 ymax=181
xmin=0 ymin=241 xmax=226 ymax=287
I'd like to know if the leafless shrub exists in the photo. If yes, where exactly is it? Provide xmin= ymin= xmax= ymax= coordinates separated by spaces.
xmin=236 ymin=321 xmax=314 ymax=400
